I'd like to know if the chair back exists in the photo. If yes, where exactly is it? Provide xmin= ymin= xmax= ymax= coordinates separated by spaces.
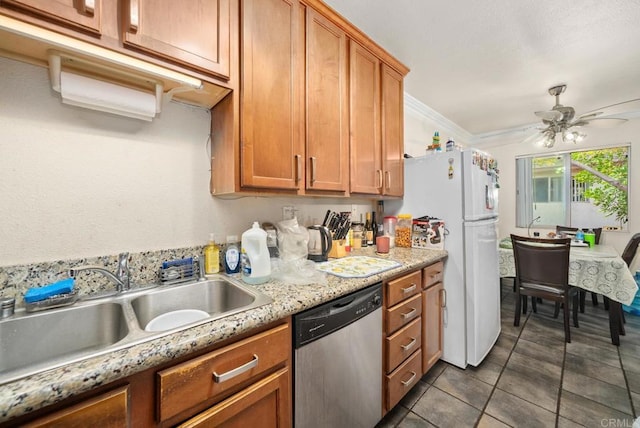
xmin=511 ymin=234 xmax=571 ymax=290
xmin=555 ymin=225 xmax=602 ymax=244
xmin=621 ymin=233 xmax=640 ymax=267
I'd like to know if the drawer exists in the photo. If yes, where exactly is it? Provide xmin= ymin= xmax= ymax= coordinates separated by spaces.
xmin=157 ymin=323 xmax=290 ymax=422
xmin=386 ymin=317 xmax=421 ymax=373
xmin=385 ymin=293 xmax=422 ymax=334
xmin=423 ymin=261 xmax=444 ymax=289
xmin=386 ymin=270 xmax=422 ymax=307
xmin=386 ymin=349 xmax=422 ymax=411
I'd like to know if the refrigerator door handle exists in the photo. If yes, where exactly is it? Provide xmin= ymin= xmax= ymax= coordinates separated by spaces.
xmin=485 ymin=184 xmax=495 ymax=210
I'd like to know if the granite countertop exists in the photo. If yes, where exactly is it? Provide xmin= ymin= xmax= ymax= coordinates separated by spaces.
xmin=0 ymin=246 xmax=447 ymax=423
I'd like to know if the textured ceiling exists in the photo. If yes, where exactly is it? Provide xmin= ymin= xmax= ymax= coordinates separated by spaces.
xmin=323 ymin=0 xmax=640 ymax=136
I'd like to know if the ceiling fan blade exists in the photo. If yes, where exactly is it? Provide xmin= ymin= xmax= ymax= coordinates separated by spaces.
xmin=569 ymin=120 xmax=590 ymax=127
xmin=577 ymin=112 xmax=602 ymax=120
xmin=583 ymin=117 xmax=628 ymax=128
xmin=535 ymin=110 xmax=563 ymax=121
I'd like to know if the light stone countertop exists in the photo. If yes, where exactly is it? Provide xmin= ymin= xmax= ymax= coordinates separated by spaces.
xmin=0 ymin=246 xmax=447 ymax=423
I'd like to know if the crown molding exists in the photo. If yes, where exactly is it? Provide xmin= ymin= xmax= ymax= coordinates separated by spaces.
xmin=404 ymin=93 xmax=472 ymax=142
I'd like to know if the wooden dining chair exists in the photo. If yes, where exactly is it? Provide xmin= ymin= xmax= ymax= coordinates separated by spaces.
xmin=555 ymin=225 xmax=602 ymax=244
xmin=621 ymin=233 xmax=640 ymax=267
xmin=511 ymin=234 xmax=579 ymax=343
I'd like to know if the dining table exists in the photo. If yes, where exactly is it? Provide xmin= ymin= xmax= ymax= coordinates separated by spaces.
xmin=498 ymin=238 xmax=639 ymax=345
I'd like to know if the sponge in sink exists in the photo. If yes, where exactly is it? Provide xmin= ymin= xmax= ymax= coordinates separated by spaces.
xmin=24 ymin=278 xmax=75 ymax=303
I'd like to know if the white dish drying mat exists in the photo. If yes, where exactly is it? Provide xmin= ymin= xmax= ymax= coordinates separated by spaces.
xmin=317 ymin=256 xmax=401 ymax=278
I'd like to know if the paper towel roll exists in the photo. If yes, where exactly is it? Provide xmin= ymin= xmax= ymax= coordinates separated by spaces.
xmin=60 ymin=71 xmax=157 ymax=121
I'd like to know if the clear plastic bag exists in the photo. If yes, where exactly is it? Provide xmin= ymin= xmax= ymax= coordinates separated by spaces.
xmin=270 ymin=258 xmax=327 ymax=286
xmin=276 ymin=218 xmax=309 ymax=262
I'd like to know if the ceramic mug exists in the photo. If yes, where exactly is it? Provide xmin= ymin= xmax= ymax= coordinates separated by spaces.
xmin=376 ymin=236 xmax=390 ymax=254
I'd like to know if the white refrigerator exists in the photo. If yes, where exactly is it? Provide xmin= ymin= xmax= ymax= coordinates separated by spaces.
xmin=387 ymin=149 xmax=501 ymax=368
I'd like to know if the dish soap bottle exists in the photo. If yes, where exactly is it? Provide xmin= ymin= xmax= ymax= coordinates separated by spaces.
xmin=204 ymin=233 xmax=220 ymax=275
xmin=241 ymin=222 xmax=271 ymax=284
xmin=224 ymin=235 xmax=241 ymax=274
xmin=575 ymin=229 xmax=585 ymax=243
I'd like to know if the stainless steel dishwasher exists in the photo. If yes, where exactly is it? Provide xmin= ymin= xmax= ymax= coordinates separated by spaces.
xmin=293 ymin=282 xmax=382 ymax=428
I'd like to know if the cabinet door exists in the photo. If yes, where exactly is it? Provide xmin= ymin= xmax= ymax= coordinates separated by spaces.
xmin=349 ymin=40 xmax=381 ymax=195
xmin=1 ymin=0 xmax=101 ymax=35
xmin=241 ymin=0 xmax=304 ymax=190
xmin=381 ymin=64 xmax=404 ymax=197
xmin=23 ymin=385 xmax=129 ymax=427
xmin=422 ymin=282 xmax=444 ymax=374
xmin=305 ymin=7 xmax=348 ymax=192
xmin=178 ymin=367 xmax=291 ymax=428
xmin=123 ymin=0 xmax=230 ymax=78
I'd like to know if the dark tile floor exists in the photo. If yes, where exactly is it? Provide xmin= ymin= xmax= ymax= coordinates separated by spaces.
xmin=377 ymin=283 xmax=640 ymax=428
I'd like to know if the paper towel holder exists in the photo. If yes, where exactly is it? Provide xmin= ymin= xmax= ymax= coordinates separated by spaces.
xmin=47 ymin=51 xmax=186 ymax=121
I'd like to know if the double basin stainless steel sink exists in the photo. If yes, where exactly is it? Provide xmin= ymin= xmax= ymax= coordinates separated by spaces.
xmin=0 ymin=277 xmax=273 ymax=385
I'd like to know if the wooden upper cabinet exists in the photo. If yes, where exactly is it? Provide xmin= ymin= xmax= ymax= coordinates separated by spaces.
xmin=304 ymin=7 xmax=348 ymax=192
xmin=349 ymin=40 xmax=381 ymax=195
xmin=381 ymin=64 xmax=404 ymax=196
xmin=1 ymin=0 xmax=102 ymax=35
xmin=123 ymin=0 xmax=230 ymax=79
xmin=240 ymin=0 xmax=303 ymax=190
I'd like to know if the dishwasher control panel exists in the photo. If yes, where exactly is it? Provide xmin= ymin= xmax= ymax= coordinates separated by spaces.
xmin=293 ymin=283 xmax=382 ymax=348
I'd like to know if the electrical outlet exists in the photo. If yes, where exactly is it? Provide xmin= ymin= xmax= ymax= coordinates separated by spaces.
xmin=351 ymin=204 xmax=358 ymax=219
xmin=283 ymin=206 xmax=299 ymax=220
xmin=282 ymin=206 xmax=294 ymax=220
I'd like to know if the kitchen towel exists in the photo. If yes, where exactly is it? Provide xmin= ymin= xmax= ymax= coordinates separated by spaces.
xmin=60 ymin=71 xmax=157 ymax=120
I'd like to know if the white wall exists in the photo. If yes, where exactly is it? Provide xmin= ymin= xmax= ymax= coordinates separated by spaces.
xmin=0 ymin=58 xmax=372 ymax=265
xmin=476 ymin=122 xmax=640 ymax=271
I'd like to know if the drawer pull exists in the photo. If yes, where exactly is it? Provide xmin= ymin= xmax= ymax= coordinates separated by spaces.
xmin=441 ymin=289 xmax=447 ymax=308
xmin=401 ymin=337 xmax=417 ymax=351
xmin=82 ymin=0 xmax=95 ymax=14
xmin=129 ymin=0 xmax=139 ymax=31
xmin=401 ymin=284 xmax=417 ymax=294
xmin=212 ymin=354 xmax=259 ymax=383
xmin=401 ymin=371 xmax=417 ymax=386
xmin=295 ymin=154 xmax=302 ymax=183
xmin=310 ymin=156 xmax=317 ymax=184
xmin=401 ymin=307 xmax=417 ymax=319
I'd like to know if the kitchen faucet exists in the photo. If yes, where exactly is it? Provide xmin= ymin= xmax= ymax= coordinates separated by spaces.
xmin=69 ymin=252 xmax=130 ymax=293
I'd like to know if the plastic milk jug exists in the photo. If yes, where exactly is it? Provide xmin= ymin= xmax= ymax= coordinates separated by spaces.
xmin=241 ymin=222 xmax=271 ymax=284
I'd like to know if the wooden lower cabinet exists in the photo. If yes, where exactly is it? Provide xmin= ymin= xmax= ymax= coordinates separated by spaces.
xmin=383 ymin=268 xmax=423 ymax=415
xmin=385 ymin=349 xmax=422 ymax=411
xmin=22 ymin=385 xmax=129 ymax=428
xmin=422 ymin=281 xmax=444 ymax=374
xmin=178 ymin=368 xmax=290 ymax=428
xmin=422 ymin=261 xmax=445 ymax=374
xmin=157 ymin=323 xmax=290 ymax=422
xmin=4 ymin=320 xmax=291 ymax=428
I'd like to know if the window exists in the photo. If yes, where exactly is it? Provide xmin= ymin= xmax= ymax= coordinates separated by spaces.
xmin=516 ymin=145 xmax=629 ymax=230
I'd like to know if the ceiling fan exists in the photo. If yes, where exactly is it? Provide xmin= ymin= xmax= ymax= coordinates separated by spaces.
xmin=530 ymin=84 xmax=629 ymax=148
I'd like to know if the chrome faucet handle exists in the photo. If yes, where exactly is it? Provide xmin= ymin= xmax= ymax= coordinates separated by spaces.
xmin=116 ymin=252 xmax=130 ymax=291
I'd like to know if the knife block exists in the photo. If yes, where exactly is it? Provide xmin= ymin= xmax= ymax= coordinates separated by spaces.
xmin=328 ymin=240 xmax=347 ymax=258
